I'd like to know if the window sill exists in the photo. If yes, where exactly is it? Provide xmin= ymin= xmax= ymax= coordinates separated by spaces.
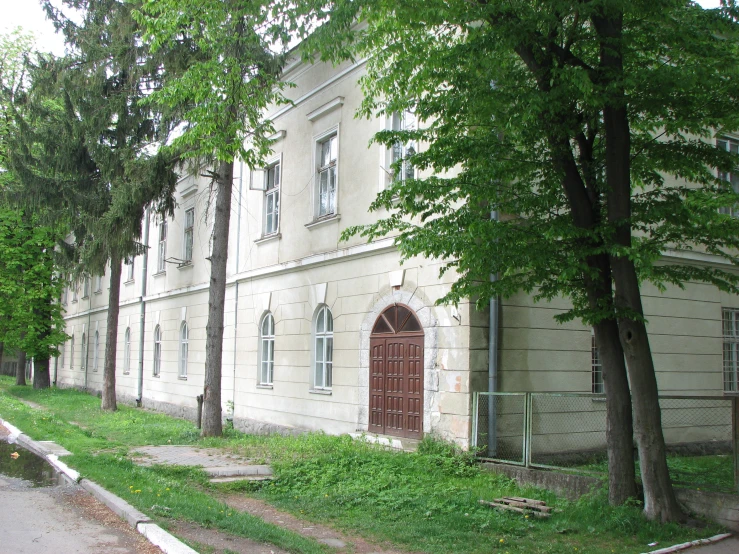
xmin=255 ymin=233 xmax=281 ymax=245
xmin=309 ymin=388 xmax=332 ymax=396
xmin=123 ymin=371 xmax=130 ymax=375
xmin=178 ymin=376 xmax=187 ymax=380
xmin=123 ymin=279 xmax=135 ymax=285
xmin=257 ymin=384 xmax=274 ymax=390
xmin=94 ymin=290 xmax=103 ymax=295
xmin=81 ymin=295 xmax=89 ymax=300
xmin=153 ymin=373 xmax=160 ymax=378
xmin=305 ymin=214 xmax=340 ymax=230
xmin=71 ymin=300 xmax=77 ymax=304
xmin=153 ymin=270 xmax=166 ymax=277
xmin=177 ymin=262 xmax=193 ymax=270
xmin=591 ymin=396 xmax=606 ymax=403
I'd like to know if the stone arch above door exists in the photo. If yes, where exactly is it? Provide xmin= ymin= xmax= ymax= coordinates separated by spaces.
xmin=358 ymin=290 xmax=438 ymax=436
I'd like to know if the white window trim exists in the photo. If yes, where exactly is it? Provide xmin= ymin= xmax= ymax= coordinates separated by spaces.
xmin=312 ymin=126 xmax=340 ymax=221
xmin=70 ymin=336 xmax=75 ymax=370
xmin=723 ymin=308 xmax=739 ymax=393
xmin=258 ymin=313 xmax=275 ymax=386
xmin=262 ymin=153 xmax=282 ymax=238
xmin=183 ymin=208 xmax=195 ymax=265
xmin=123 ymin=327 xmax=131 ymax=374
xmin=157 ymin=220 xmax=168 ymax=273
xmin=125 ymin=258 xmax=135 ymax=283
xmin=82 ymin=276 xmax=90 ymax=299
xmin=153 ymin=325 xmax=162 ymax=377
xmin=718 ymin=136 xmax=739 ymax=218
xmin=179 ymin=321 xmax=189 ymax=379
xmin=93 ymin=331 xmax=99 ymax=371
xmin=312 ymin=305 xmax=334 ymax=391
xmin=81 ymin=333 xmax=87 ymax=370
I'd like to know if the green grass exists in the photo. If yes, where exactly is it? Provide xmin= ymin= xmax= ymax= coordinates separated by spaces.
xmin=575 ymin=454 xmax=735 ymax=493
xmin=0 ymin=376 xmax=730 ymax=554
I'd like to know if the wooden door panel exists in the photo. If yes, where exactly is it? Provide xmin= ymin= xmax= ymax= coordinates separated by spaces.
xmin=369 ymin=305 xmax=424 ymax=439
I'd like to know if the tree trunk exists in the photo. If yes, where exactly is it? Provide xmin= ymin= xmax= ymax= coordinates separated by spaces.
xmin=202 ymin=159 xmax=233 ymax=436
xmin=33 ymin=357 xmax=50 ymax=389
xmin=593 ymin=8 xmax=682 ymax=522
xmin=16 ymin=349 xmax=26 ymax=386
xmin=102 ymin=259 xmax=122 ymax=411
xmin=593 ymin=317 xmax=637 ymax=504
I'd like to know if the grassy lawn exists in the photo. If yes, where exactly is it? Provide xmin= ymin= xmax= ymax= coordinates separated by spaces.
xmin=574 ymin=454 xmax=735 ymax=493
xmin=0 ymin=376 xmax=729 ymax=554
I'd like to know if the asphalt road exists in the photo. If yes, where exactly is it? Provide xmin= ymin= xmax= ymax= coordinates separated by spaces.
xmin=0 ymin=473 xmax=161 ymax=554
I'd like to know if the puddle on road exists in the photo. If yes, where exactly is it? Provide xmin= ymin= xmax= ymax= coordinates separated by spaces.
xmin=0 ymin=440 xmax=59 ymax=487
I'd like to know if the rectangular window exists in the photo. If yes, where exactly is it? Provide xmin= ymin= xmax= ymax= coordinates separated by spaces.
xmin=125 ymin=258 xmax=134 ymax=282
xmin=718 ymin=137 xmax=739 ymax=217
xmin=183 ymin=208 xmax=194 ymax=263
xmin=72 ymin=283 xmax=78 ymax=302
xmin=264 ymin=162 xmax=280 ymax=235
xmin=82 ymin=276 xmax=90 ymax=298
xmin=723 ymin=308 xmax=739 ymax=392
xmin=316 ymin=135 xmax=337 ymax=218
xmin=391 ymin=110 xmax=417 ymax=183
xmin=94 ymin=273 xmax=102 ymax=293
xmin=61 ymin=286 xmax=68 ymax=305
xmin=592 ymin=334 xmax=604 ymax=394
xmin=158 ymin=220 xmax=167 ymax=272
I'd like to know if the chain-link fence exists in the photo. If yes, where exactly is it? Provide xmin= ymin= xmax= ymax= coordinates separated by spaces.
xmin=473 ymin=392 xmax=738 ymax=491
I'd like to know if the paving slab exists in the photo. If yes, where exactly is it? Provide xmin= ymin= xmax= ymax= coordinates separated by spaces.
xmin=131 ymin=445 xmax=272 ymax=478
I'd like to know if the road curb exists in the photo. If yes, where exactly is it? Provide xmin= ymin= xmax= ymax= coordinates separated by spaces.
xmin=645 ymin=533 xmax=734 ymax=553
xmin=1 ymin=416 xmax=200 ymax=554
xmin=137 ymin=523 xmax=200 ymax=554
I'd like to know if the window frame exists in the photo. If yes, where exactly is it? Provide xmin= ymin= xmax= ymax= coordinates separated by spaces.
xmin=313 ymin=305 xmax=334 ymax=391
xmin=123 ymin=327 xmax=131 ymax=374
xmin=82 ymin=276 xmax=90 ymax=298
xmin=591 ymin=333 xmax=604 ymax=394
xmin=263 ymin=155 xmax=282 ymax=237
xmin=259 ymin=313 xmax=275 ymax=386
xmin=158 ymin=220 xmax=168 ymax=273
xmin=179 ymin=321 xmax=189 ymax=378
xmin=72 ymin=282 xmax=78 ymax=302
xmin=93 ymin=330 xmax=99 ymax=372
xmin=717 ymin=136 xmax=739 ymax=217
xmin=153 ymin=325 xmax=162 ymax=377
xmin=723 ymin=308 xmax=739 ymax=393
xmin=70 ymin=336 xmax=75 ymax=370
xmin=125 ymin=258 xmax=135 ymax=282
xmin=183 ymin=208 xmax=195 ymax=264
xmin=94 ymin=273 xmax=103 ymax=293
xmin=81 ymin=332 xmax=87 ymax=370
xmin=390 ymin=109 xmax=417 ymax=184
xmin=314 ymin=129 xmax=339 ymax=220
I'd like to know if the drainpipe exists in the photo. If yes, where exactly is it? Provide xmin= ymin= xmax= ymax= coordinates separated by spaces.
xmin=231 ymin=161 xmax=244 ymax=420
xmin=136 ymin=208 xmax=151 ymax=406
xmin=487 ymin=209 xmax=500 ymax=457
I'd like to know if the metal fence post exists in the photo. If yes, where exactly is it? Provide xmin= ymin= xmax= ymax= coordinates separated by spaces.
xmin=733 ymin=396 xmax=739 ymax=493
xmin=471 ymin=392 xmax=479 ymax=450
xmin=524 ymin=392 xmax=532 ymax=467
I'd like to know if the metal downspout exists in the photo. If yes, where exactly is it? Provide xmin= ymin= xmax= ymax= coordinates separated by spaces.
xmin=137 ymin=208 xmax=151 ymax=405
xmin=231 ymin=161 xmax=244 ymax=420
xmin=487 ymin=210 xmax=500 ymax=457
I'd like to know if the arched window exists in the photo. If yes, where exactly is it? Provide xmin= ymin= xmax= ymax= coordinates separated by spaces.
xmin=153 ymin=325 xmax=161 ymax=376
xmin=179 ymin=322 xmax=189 ymax=378
xmin=314 ymin=306 xmax=333 ymax=390
xmin=70 ymin=336 xmax=75 ymax=370
xmin=93 ymin=331 xmax=99 ymax=371
xmin=259 ymin=313 xmax=275 ymax=385
xmin=81 ymin=333 xmax=87 ymax=370
xmin=124 ymin=327 xmax=131 ymax=374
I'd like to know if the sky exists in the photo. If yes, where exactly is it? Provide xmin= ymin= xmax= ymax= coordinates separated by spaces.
xmin=0 ymin=0 xmax=727 ymax=56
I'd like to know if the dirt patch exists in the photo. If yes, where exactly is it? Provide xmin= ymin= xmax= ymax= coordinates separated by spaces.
xmin=63 ymin=488 xmax=163 ymax=554
xmin=220 ymin=493 xmax=408 ymax=554
xmin=168 ymin=520 xmax=292 ymax=554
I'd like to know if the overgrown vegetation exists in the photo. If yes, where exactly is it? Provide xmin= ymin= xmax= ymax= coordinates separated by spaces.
xmin=0 ymin=377 xmax=727 ymax=553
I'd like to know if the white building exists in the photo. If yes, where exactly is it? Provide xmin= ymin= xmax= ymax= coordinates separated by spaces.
xmin=53 ymin=55 xmax=739 ymax=449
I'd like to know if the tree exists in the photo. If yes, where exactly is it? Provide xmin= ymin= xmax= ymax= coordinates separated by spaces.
xmin=0 ymin=30 xmax=67 ymax=389
xmin=304 ymin=0 xmax=739 ymax=521
xmin=6 ymin=0 xmax=179 ymax=408
xmin=137 ymin=0 xmax=288 ymax=436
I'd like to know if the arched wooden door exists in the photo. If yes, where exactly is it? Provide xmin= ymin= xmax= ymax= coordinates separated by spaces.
xmin=369 ymin=304 xmax=424 ymax=439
